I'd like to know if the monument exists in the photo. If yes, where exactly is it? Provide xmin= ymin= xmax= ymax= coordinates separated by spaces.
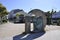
xmin=8 ymin=9 xmax=47 ymax=34
xmin=24 ymin=16 xmax=31 ymax=34
xmin=28 ymin=9 xmax=47 ymax=33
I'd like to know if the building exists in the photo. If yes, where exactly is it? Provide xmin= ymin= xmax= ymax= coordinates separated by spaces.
xmin=8 ymin=9 xmax=28 ymax=23
xmin=52 ymin=11 xmax=60 ymax=25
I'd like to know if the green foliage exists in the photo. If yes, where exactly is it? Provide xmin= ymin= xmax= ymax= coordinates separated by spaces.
xmin=16 ymin=13 xmax=24 ymax=17
xmin=50 ymin=9 xmax=56 ymax=14
xmin=46 ymin=11 xmax=51 ymax=18
xmin=46 ymin=9 xmax=57 ymax=25
xmin=0 ymin=3 xmax=8 ymax=17
xmin=0 ymin=3 xmax=8 ymax=23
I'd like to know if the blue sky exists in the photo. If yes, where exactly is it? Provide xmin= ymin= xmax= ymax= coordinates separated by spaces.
xmin=0 ymin=0 xmax=60 ymax=12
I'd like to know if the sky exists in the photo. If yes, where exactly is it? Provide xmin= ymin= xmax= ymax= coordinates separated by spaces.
xmin=0 ymin=0 xmax=60 ymax=12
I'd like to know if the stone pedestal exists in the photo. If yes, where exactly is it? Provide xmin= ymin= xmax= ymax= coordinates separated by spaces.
xmin=25 ymin=16 xmax=31 ymax=34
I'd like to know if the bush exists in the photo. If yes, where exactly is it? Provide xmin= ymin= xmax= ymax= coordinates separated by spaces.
xmin=2 ymin=19 xmax=7 ymax=23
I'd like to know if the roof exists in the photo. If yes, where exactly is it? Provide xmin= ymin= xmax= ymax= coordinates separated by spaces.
xmin=8 ymin=9 xmax=25 ymax=18
xmin=9 ymin=9 xmax=23 ymax=14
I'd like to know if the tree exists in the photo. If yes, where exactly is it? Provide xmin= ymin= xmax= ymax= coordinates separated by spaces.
xmin=54 ymin=11 xmax=56 ymax=13
xmin=46 ymin=11 xmax=51 ymax=25
xmin=0 ymin=3 xmax=8 ymax=23
xmin=46 ymin=11 xmax=50 ymax=17
xmin=0 ymin=3 xmax=8 ymax=17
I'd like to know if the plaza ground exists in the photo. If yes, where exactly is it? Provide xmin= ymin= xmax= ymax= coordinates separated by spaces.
xmin=0 ymin=22 xmax=60 ymax=40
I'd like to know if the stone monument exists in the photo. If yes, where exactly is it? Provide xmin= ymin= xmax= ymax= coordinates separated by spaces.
xmin=24 ymin=16 xmax=31 ymax=34
xmin=28 ymin=9 xmax=47 ymax=32
xmin=8 ymin=9 xmax=47 ymax=34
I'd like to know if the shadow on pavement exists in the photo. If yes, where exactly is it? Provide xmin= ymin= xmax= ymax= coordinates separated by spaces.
xmin=13 ymin=32 xmax=45 ymax=40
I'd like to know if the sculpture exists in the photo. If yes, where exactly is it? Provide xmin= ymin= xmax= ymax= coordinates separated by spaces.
xmin=8 ymin=9 xmax=47 ymax=34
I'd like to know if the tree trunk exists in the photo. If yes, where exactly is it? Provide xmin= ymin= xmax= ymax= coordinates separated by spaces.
xmin=0 ymin=16 xmax=2 ymax=24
